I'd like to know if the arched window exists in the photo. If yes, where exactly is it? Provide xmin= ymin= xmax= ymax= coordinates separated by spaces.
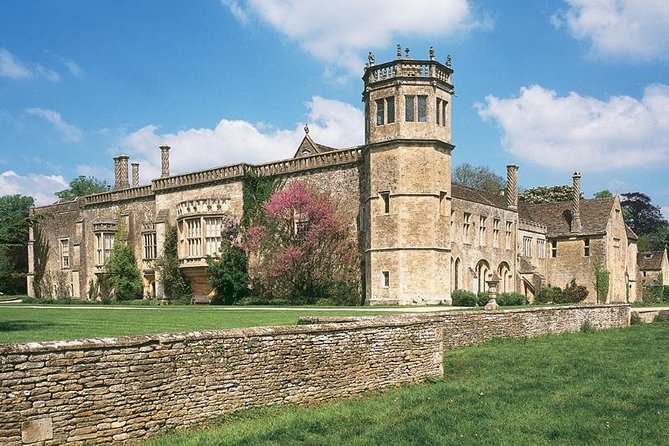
xmin=452 ymin=257 xmax=461 ymax=291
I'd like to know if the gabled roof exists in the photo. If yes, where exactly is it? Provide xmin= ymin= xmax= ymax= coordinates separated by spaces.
xmin=293 ymin=129 xmax=336 ymax=158
xmin=637 ymin=251 xmax=668 ymax=271
xmin=452 ymin=183 xmax=507 ymax=209
xmin=518 ymin=197 xmax=615 ymax=238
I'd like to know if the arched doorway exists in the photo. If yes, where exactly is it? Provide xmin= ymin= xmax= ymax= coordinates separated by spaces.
xmin=475 ymin=260 xmax=491 ymax=294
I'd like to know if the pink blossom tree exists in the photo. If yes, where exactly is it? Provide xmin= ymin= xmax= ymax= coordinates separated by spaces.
xmin=245 ymin=181 xmax=360 ymax=304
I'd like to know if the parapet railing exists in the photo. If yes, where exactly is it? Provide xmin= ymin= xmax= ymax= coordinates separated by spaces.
xmin=366 ymin=59 xmax=452 ymax=85
xmin=80 ymin=147 xmax=362 ymax=206
xmin=519 ymin=218 xmax=548 ymax=232
xmin=84 ymin=185 xmax=154 ymax=205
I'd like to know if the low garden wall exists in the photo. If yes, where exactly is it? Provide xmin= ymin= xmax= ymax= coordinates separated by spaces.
xmin=0 ymin=305 xmax=629 ymax=445
xmin=0 ymin=316 xmax=443 ymax=445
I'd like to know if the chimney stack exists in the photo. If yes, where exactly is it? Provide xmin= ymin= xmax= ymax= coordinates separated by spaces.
xmin=113 ymin=155 xmax=130 ymax=190
xmin=506 ymin=164 xmax=519 ymax=210
xmin=160 ymin=145 xmax=170 ymax=177
xmin=131 ymin=162 xmax=139 ymax=188
xmin=571 ymin=171 xmax=582 ymax=233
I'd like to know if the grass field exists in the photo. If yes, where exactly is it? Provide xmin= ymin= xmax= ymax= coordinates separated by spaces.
xmin=0 ymin=305 xmax=403 ymax=344
xmin=141 ymin=322 xmax=669 ymax=446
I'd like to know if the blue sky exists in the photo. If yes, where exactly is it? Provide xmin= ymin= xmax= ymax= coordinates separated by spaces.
xmin=1 ymin=0 xmax=668 ymax=218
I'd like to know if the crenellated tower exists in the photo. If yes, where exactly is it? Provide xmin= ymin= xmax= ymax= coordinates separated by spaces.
xmin=362 ymin=47 xmax=455 ymax=304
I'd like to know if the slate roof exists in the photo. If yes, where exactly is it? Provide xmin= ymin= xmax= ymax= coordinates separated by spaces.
xmin=452 ymin=183 xmax=507 ymax=209
xmin=637 ymin=251 xmax=667 ymax=271
xmin=518 ymin=197 xmax=615 ymax=237
xmin=293 ymin=134 xmax=336 ymax=158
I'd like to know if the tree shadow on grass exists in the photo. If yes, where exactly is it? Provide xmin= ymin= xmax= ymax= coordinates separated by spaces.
xmin=0 ymin=320 xmax=57 ymax=332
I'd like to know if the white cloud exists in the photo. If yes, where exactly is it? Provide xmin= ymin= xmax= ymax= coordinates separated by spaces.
xmin=119 ymin=96 xmax=364 ymax=181
xmin=476 ymin=84 xmax=669 ymax=172
xmin=0 ymin=48 xmax=60 ymax=81
xmin=222 ymin=0 xmax=491 ymax=75
xmin=0 ymin=170 xmax=68 ymax=206
xmin=554 ymin=0 xmax=669 ymax=61
xmin=25 ymin=108 xmax=83 ymax=143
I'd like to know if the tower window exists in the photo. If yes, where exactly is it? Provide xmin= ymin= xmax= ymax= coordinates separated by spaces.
xmin=375 ymin=99 xmax=385 ymax=125
xmin=584 ymin=238 xmax=590 ymax=257
xmin=380 ymin=191 xmax=390 ymax=214
xmin=382 ymin=271 xmax=390 ymax=288
xmin=405 ymin=95 xmax=415 ymax=121
xmin=418 ymin=95 xmax=427 ymax=122
xmin=551 ymin=240 xmax=557 ymax=257
xmin=386 ymin=97 xmax=395 ymax=123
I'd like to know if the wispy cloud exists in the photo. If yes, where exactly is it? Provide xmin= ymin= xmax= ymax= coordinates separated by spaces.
xmin=0 ymin=170 xmax=68 ymax=206
xmin=119 ymin=97 xmax=364 ymax=182
xmin=25 ymin=108 xmax=83 ymax=143
xmin=221 ymin=0 xmax=491 ymax=77
xmin=476 ymin=84 xmax=669 ymax=171
xmin=0 ymin=48 xmax=60 ymax=81
xmin=553 ymin=0 xmax=669 ymax=61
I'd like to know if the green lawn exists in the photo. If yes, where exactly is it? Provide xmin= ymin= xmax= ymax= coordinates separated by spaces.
xmin=142 ymin=322 xmax=669 ymax=446
xmin=0 ymin=305 xmax=401 ymax=344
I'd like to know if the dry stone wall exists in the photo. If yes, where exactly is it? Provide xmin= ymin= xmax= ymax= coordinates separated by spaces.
xmin=0 ymin=305 xmax=629 ymax=445
xmin=0 ymin=316 xmax=443 ymax=445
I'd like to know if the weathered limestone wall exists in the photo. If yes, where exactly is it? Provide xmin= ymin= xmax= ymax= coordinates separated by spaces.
xmin=0 ymin=316 xmax=443 ymax=445
xmin=441 ymin=304 xmax=629 ymax=349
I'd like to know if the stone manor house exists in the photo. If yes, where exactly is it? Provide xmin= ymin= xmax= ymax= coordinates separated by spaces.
xmin=28 ymin=49 xmax=643 ymax=305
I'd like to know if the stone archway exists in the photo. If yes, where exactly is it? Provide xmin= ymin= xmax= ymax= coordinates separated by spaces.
xmin=498 ymin=261 xmax=511 ymax=293
xmin=475 ymin=259 xmax=491 ymax=294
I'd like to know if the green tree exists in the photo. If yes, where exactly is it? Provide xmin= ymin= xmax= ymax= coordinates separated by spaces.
xmin=207 ymin=218 xmax=248 ymax=304
xmin=637 ymin=224 xmax=669 ymax=252
xmin=0 ymin=194 xmax=35 ymax=294
xmin=453 ymin=163 xmax=505 ymax=195
xmin=594 ymin=190 xmax=613 ymax=198
xmin=621 ymin=192 xmax=667 ymax=237
xmin=56 ymin=175 xmax=109 ymax=200
xmin=160 ymin=225 xmax=192 ymax=303
xmin=519 ymin=185 xmax=580 ymax=204
xmin=104 ymin=214 xmax=142 ymax=301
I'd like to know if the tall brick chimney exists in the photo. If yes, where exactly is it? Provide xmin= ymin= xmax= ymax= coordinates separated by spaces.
xmin=160 ymin=145 xmax=170 ymax=177
xmin=506 ymin=164 xmax=519 ymax=211
xmin=131 ymin=162 xmax=139 ymax=188
xmin=571 ymin=171 xmax=582 ymax=233
xmin=113 ymin=155 xmax=130 ymax=190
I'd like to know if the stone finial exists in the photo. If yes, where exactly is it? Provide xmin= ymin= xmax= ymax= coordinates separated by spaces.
xmin=571 ymin=171 xmax=582 ymax=233
xmin=304 ymin=124 xmax=309 ymax=135
xmin=113 ymin=155 xmax=130 ymax=190
xmin=446 ymin=54 xmax=452 ymax=67
xmin=429 ymin=46 xmax=435 ymax=61
xmin=368 ymin=51 xmax=375 ymax=66
xmin=160 ymin=145 xmax=170 ymax=178
xmin=506 ymin=165 xmax=519 ymax=211
xmin=405 ymin=47 xmax=411 ymax=59
xmin=131 ymin=162 xmax=139 ymax=188
xmin=396 ymin=44 xmax=402 ymax=58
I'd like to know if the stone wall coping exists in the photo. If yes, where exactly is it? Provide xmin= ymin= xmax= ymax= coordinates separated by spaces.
xmin=0 ymin=313 xmax=443 ymax=355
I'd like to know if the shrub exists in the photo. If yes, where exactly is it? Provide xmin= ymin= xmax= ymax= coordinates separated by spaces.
xmin=497 ymin=292 xmax=527 ymax=306
xmin=580 ymin=320 xmax=596 ymax=333
xmin=653 ymin=311 xmax=669 ymax=323
xmin=208 ymin=218 xmax=249 ymax=305
xmin=556 ymin=280 xmax=588 ymax=304
xmin=630 ymin=312 xmax=641 ymax=325
xmin=451 ymin=289 xmax=478 ymax=307
xmin=476 ymin=292 xmax=489 ymax=306
xmin=104 ymin=243 xmax=142 ymax=301
xmin=160 ymin=225 xmax=192 ymax=304
xmin=535 ymin=285 xmax=562 ymax=304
